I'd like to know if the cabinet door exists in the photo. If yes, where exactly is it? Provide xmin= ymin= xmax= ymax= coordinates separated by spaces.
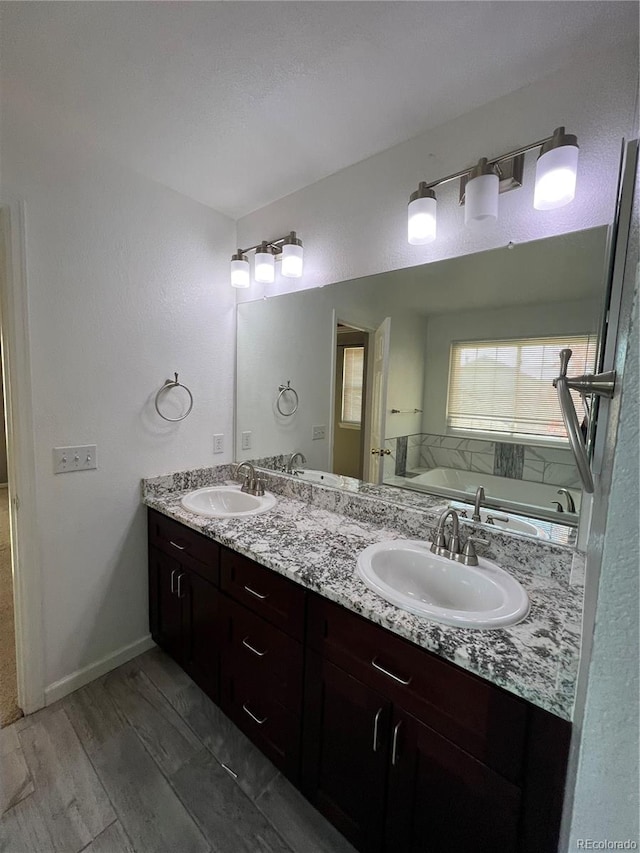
xmin=386 ymin=709 xmax=521 ymax=853
xmin=149 ymin=547 xmax=183 ymax=662
xmin=181 ymin=568 xmax=220 ymax=702
xmin=302 ymin=653 xmax=391 ymax=853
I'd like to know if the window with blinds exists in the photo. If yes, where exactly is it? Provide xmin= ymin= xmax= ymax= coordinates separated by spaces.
xmin=341 ymin=346 xmax=365 ymax=425
xmin=446 ymin=334 xmax=598 ymax=439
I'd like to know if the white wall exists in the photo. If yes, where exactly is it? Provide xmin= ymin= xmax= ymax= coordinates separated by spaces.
xmin=1 ymin=49 xmax=236 ymax=696
xmin=237 ymin=43 xmax=637 ymax=291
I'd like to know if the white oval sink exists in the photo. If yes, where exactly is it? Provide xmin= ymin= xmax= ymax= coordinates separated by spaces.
xmin=181 ymin=485 xmax=277 ymax=518
xmin=357 ymin=540 xmax=529 ymax=629
xmin=296 ymin=469 xmax=344 ymax=488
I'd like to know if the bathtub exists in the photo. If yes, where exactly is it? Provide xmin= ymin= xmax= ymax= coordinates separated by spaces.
xmin=386 ymin=467 xmax=581 ymax=523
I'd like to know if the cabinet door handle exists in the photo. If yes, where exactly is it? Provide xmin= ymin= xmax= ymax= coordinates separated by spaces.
xmin=169 ymin=540 xmax=186 ymax=551
xmin=177 ymin=573 xmax=186 ymax=599
xmin=170 ymin=569 xmax=177 ymax=594
xmin=372 ymin=707 xmax=383 ymax=752
xmin=243 ymin=584 xmax=269 ymax=600
xmin=371 ymin=657 xmax=412 ymax=686
xmin=242 ymin=637 xmax=267 ymax=657
xmin=242 ymin=703 xmax=267 ymax=725
xmin=391 ymin=721 xmax=402 ymax=766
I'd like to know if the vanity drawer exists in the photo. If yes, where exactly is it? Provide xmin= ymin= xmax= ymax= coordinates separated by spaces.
xmin=307 ymin=594 xmax=527 ymax=783
xmin=220 ymin=548 xmax=305 ymax=640
xmin=223 ymin=596 xmax=304 ymax=713
xmin=222 ymin=668 xmax=301 ymax=783
xmin=148 ymin=509 xmax=220 ymax=584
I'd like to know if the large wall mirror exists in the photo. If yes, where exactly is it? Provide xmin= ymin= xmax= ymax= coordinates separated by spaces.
xmin=236 ymin=226 xmax=610 ymax=532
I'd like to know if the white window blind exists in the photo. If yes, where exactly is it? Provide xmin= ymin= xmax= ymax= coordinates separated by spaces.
xmin=341 ymin=346 xmax=365 ymax=425
xmin=447 ymin=334 xmax=598 ymax=439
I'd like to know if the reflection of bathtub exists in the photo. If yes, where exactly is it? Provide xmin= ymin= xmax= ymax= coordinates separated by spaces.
xmin=390 ymin=467 xmax=580 ymax=523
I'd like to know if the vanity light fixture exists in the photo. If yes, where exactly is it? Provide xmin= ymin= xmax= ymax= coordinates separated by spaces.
xmin=407 ymin=126 xmax=579 ymax=243
xmin=465 ymin=158 xmax=499 ymax=225
xmin=230 ymin=231 xmax=304 ymax=288
xmin=533 ymin=127 xmax=580 ymax=210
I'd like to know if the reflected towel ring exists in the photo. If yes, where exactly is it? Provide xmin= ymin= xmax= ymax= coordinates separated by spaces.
xmin=155 ymin=373 xmax=194 ymax=422
xmin=276 ymin=380 xmax=299 ymax=416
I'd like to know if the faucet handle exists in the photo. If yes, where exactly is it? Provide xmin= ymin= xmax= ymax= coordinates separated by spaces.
xmin=457 ymin=536 xmax=489 ymax=566
xmin=430 ymin=529 xmax=448 ymax=556
xmin=254 ymin=478 xmax=266 ymax=496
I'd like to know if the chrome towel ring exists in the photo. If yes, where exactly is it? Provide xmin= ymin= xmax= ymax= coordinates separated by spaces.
xmin=155 ymin=373 xmax=194 ymax=422
xmin=276 ymin=380 xmax=299 ymax=416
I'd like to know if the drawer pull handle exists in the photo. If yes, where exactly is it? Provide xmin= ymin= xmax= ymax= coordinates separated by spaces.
xmin=169 ymin=540 xmax=186 ymax=551
xmin=177 ymin=573 xmax=186 ymax=599
xmin=372 ymin=707 xmax=383 ymax=753
xmin=244 ymin=585 xmax=269 ymax=601
xmin=371 ymin=658 xmax=412 ymax=686
xmin=391 ymin=721 xmax=402 ymax=766
xmin=242 ymin=637 xmax=267 ymax=657
xmin=170 ymin=569 xmax=177 ymax=594
xmin=221 ymin=763 xmax=238 ymax=779
xmin=242 ymin=703 xmax=267 ymax=725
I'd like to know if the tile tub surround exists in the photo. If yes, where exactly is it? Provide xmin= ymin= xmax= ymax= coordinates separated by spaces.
xmin=142 ymin=466 xmax=585 ymax=720
xmin=384 ymin=432 xmax=581 ymax=490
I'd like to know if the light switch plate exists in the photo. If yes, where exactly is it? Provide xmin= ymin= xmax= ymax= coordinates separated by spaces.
xmin=53 ymin=445 xmax=97 ymax=474
xmin=241 ymin=431 xmax=252 ymax=451
xmin=312 ymin=425 xmax=326 ymax=440
xmin=213 ymin=434 xmax=224 ymax=454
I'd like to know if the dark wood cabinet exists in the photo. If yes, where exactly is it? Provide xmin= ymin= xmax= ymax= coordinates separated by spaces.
xmin=147 ymin=510 xmax=570 ymax=853
xmin=303 ymin=653 xmax=390 ymax=853
xmin=219 ymin=548 xmax=306 ymax=782
xmin=386 ymin=708 xmax=521 ymax=853
xmin=148 ymin=510 xmax=222 ymax=701
xmin=148 ymin=547 xmax=183 ymax=661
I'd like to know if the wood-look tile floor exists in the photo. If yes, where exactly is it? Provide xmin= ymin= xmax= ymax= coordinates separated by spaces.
xmin=0 ymin=649 xmax=356 ymax=853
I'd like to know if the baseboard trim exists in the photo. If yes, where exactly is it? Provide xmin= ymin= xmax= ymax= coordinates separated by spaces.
xmin=44 ymin=635 xmax=156 ymax=705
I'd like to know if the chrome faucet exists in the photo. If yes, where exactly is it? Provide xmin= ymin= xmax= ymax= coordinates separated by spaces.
xmin=472 ymin=486 xmax=485 ymax=522
xmin=233 ymin=462 xmax=265 ymax=496
xmin=556 ymin=488 xmax=576 ymax=513
xmin=431 ymin=508 xmax=462 ymax=559
xmin=431 ymin=507 xmax=488 ymax=566
xmin=286 ymin=451 xmax=307 ymax=474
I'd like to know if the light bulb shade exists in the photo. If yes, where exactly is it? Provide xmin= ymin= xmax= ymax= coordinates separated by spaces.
xmin=230 ymin=254 xmax=250 ymax=288
xmin=465 ymin=162 xmax=499 ymax=225
xmin=408 ymin=190 xmax=437 ymax=245
xmin=282 ymin=243 xmax=304 ymax=278
xmin=534 ymin=129 xmax=579 ymax=210
xmin=254 ymin=245 xmax=275 ymax=284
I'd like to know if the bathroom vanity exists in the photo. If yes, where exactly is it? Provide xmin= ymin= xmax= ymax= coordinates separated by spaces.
xmin=143 ymin=465 xmax=582 ymax=853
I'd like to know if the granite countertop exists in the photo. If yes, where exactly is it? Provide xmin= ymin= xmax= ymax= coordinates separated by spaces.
xmin=142 ymin=466 xmax=584 ymax=721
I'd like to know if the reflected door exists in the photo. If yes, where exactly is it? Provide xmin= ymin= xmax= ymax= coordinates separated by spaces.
xmin=367 ymin=317 xmax=391 ymax=484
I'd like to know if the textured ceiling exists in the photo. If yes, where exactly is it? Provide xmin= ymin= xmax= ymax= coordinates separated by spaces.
xmin=3 ymin=1 xmax=637 ymax=218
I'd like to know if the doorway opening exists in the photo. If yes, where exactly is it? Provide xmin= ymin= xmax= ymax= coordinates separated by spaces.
xmin=333 ymin=323 xmax=369 ymax=480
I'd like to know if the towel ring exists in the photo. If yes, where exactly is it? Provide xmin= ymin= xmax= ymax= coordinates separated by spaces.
xmin=276 ymin=380 xmax=299 ymax=417
xmin=155 ymin=373 xmax=194 ymax=422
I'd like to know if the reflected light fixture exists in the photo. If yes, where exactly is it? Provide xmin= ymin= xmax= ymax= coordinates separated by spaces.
xmin=230 ymin=231 xmax=304 ymax=288
xmin=407 ymin=126 xmax=579 ymax=244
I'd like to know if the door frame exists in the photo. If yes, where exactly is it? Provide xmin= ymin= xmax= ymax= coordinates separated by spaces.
xmin=330 ymin=312 xmax=374 ymax=481
xmin=0 ymin=203 xmax=45 ymax=714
